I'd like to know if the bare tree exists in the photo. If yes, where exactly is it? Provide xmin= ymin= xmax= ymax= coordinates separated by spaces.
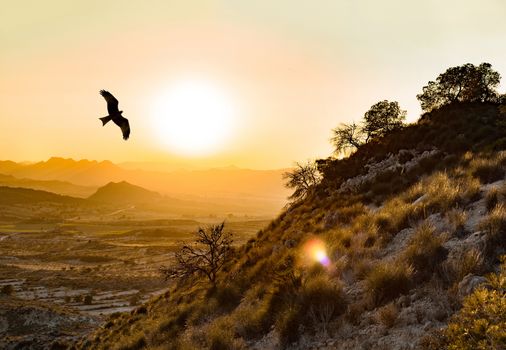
xmin=160 ymin=222 xmax=232 ymax=286
xmin=283 ymin=160 xmax=322 ymax=202
xmin=331 ymin=122 xmax=364 ymax=155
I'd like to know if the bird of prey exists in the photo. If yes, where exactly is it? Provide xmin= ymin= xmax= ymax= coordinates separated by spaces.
xmin=99 ymin=90 xmax=130 ymax=140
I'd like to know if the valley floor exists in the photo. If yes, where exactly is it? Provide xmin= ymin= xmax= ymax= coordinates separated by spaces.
xmin=0 ymin=206 xmax=268 ymax=349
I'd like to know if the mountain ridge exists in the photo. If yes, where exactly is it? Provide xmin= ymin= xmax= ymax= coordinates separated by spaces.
xmin=0 ymin=158 xmax=290 ymax=200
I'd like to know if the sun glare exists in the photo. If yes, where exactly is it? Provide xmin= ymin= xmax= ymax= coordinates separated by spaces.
xmin=303 ymin=238 xmax=331 ymax=267
xmin=151 ymin=78 xmax=237 ymax=155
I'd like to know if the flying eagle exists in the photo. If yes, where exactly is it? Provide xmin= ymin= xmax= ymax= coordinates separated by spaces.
xmin=99 ymin=90 xmax=130 ymax=140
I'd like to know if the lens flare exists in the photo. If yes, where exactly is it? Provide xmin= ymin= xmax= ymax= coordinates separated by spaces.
xmin=303 ymin=238 xmax=331 ymax=267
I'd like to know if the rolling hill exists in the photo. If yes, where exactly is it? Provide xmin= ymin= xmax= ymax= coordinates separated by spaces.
xmin=87 ymin=181 xmax=162 ymax=204
xmin=0 ymin=173 xmax=96 ymax=198
xmin=0 ymin=186 xmax=83 ymax=205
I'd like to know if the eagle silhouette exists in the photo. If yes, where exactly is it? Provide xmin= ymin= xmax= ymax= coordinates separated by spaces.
xmin=99 ymin=90 xmax=130 ymax=140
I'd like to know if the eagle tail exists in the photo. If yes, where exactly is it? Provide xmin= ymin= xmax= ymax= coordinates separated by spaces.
xmin=99 ymin=116 xmax=112 ymax=126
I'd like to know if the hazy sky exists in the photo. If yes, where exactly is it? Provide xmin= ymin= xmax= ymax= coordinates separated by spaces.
xmin=2 ymin=0 xmax=506 ymax=168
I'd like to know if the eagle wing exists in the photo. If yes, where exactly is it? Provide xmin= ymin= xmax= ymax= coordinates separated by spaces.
xmin=100 ymin=90 xmax=120 ymax=115
xmin=118 ymin=116 xmax=130 ymax=140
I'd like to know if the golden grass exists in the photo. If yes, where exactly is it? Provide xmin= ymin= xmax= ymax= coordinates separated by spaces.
xmin=441 ymin=248 xmax=485 ymax=285
xmin=376 ymin=302 xmax=399 ymax=328
xmin=479 ymin=203 xmax=506 ymax=257
xmin=469 ymin=155 xmax=506 ymax=184
xmin=365 ymin=260 xmax=413 ymax=306
xmin=401 ymin=222 xmax=447 ymax=280
xmin=445 ymin=208 xmax=468 ymax=237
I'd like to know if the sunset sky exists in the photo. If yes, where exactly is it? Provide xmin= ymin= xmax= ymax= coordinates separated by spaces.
xmin=2 ymin=0 xmax=506 ymax=169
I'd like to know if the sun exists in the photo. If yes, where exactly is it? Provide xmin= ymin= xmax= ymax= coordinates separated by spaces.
xmin=151 ymin=78 xmax=237 ymax=155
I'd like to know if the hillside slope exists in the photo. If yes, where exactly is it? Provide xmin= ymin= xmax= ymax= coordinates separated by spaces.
xmin=0 ymin=186 xmax=83 ymax=205
xmin=0 ymin=173 xmax=96 ymax=197
xmin=76 ymin=102 xmax=506 ymax=350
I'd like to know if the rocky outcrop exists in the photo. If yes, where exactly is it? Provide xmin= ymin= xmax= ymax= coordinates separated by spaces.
xmin=339 ymin=148 xmax=441 ymax=194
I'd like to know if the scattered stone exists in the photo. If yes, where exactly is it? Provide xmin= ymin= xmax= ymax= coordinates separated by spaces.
xmin=338 ymin=148 xmax=441 ymax=194
xmin=458 ymin=274 xmax=489 ymax=298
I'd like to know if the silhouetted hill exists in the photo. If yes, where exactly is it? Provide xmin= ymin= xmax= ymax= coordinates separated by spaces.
xmin=0 ymin=158 xmax=289 ymax=203
xmin=0 ymin=173 xmax=96 ymax=197
xmin=0 ymin=186 xmax=83 ymax=205
xmin=88 ymin=181 xmax=162 ymax=204
xmin=0 ymin=157 xmax=120 ymax=186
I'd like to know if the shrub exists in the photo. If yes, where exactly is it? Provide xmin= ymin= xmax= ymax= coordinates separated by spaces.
xmin=213 ymin=282 xmax=242 ymax=311
xmin=479 ymin=204 xmax=506 ymax=259
xmin=365 ymin=260 xmax=413 ymax=306
xmin=441 ymin=248 xmax=485 ymax=285
xmin=233 ymin=301 xmax=271 ymax=339
xmin=116 ymin=333 xmax=147 ymax=350
xmin=421 ymin=172 xmax=480 ymax=212
xmin=441 ymin=257 xmax=506 ymax=350
xmin=485 ymin=187 xmax=500 ymax=211
xmin=402 ymin=222 xmax=447 ymax=280
xmin=470 ymin=157 xmax=505 ymax=184
xmin=1 ymin=285 xmax=14 ymax=295
xmin=376 ymin=302 xmax=399 ymax=328
xmin=446 ymin=208 xmax=468 ymax=237
xmin=207 ymin=317 xmax=246 ymax=350
xmin=374 ymin=199 xmax=412 ymax=240
xmin=336 ymin=203 xmax=367 ymax=225
xmin=84 ymin=294 xmax=93 ymax=305
xmin=274 ymin=274 xmax=347 ymax=345
xmin=302 ymin=275 xmax=347 ymax=335
xmin=345 ymin=300 xmax=369 ymax=325
xmin=276 ymin=305 xmax=304 ymax=347
xmin=129 ymin=293 xmax=141 ymax=306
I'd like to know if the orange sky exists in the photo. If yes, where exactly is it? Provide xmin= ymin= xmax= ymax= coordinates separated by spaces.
xmin=2 ymin=1 xmax=506 ymax=169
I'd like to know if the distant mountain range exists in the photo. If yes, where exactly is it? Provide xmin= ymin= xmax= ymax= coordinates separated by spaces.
xmin=0 ymin=179 xmax=280 ymax=217
xmin=0 ymin=173 xmax=95 ymax=198
xmin=0 ymin=158 xmax=290 ymax=216
xmin=0 ymin=158 xmax=289 ymax=201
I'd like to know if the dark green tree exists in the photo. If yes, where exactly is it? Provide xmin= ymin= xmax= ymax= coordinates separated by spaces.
xmin=362 ymin=100 xmax=406 ymax=140
xmin=417 ymin=62 xmax=501 ymax=112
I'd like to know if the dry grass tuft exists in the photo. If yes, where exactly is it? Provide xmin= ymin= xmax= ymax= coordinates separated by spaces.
xmin=470 ymin=157 xmax=505 ymax=184
xmin=376 ymin=302 xmax=399 ymax=328
xmin=479 ymin=203 xmax=506 ymax=258
xmin=441 ymin=248 xmax=485 ymax=285
xmin=402 ymin=222 xmax=447 ymax=280
xmin=446 ymin=208 xmax=468 ymax=237
xmin=365 ymin=260 xmax=413 ymax=306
